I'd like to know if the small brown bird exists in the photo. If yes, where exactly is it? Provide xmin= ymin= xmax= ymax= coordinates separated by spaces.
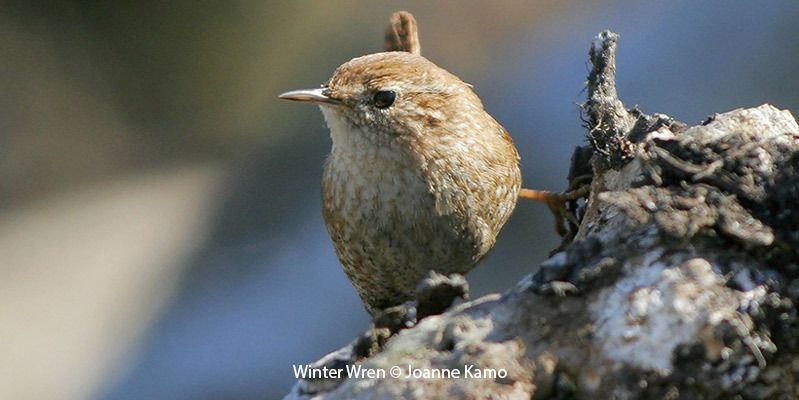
xmin=280 ymin=12 xmax=575 ymax=316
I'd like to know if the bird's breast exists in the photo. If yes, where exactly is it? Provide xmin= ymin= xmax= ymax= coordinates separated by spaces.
xmin=320 ymin=107 xmax=438 ymax=227
xmin=323 ymin=138 xmax=434 ymax=230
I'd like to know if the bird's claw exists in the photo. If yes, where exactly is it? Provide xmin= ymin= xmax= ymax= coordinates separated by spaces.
xmin=545 ymin=189 xmax=583 ymax=237
xmin=519 ymin=184 xmax=591 ymax=237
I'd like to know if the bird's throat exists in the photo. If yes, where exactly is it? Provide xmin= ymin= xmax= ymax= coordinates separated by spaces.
xmin=320 ymin=106 xmax=431 ymax=226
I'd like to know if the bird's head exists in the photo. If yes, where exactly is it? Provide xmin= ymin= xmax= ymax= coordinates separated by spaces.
xmin=279 ymin=51 xmax=484 ymax=147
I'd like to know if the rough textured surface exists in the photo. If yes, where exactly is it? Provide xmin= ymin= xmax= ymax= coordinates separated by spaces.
xmin=284 ymin=31 xmax=799 ymax=399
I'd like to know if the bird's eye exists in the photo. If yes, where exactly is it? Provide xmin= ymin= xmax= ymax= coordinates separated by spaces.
xmin=373 ymin=90 xmax=396 ymax=109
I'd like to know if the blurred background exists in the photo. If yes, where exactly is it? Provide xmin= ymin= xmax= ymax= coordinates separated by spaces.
xmin=1 ymin=1 xmax=797 ymax=399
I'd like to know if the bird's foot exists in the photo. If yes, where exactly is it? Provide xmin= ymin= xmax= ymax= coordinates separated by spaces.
xmin=519 ymin=182 xmax=591 ymax=237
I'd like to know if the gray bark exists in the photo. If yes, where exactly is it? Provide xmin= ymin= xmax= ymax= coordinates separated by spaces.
xmin=285 ymin=31 xmax=799 ymax=399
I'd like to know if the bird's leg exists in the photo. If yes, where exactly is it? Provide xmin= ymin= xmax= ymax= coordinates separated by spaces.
xmin=519 ymin=178 xmax=591 ymax=236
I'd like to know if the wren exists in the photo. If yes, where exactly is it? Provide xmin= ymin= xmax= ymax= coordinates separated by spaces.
xmin=279 ymin=12 xmax=571 ymax=316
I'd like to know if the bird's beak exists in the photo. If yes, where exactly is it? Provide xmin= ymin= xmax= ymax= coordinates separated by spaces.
xmin=278 ymin=88 xmax=341 ymax=105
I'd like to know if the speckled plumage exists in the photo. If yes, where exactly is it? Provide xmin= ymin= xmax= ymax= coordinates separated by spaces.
xmin=308 ymin=52 xmax=521 ymax=315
